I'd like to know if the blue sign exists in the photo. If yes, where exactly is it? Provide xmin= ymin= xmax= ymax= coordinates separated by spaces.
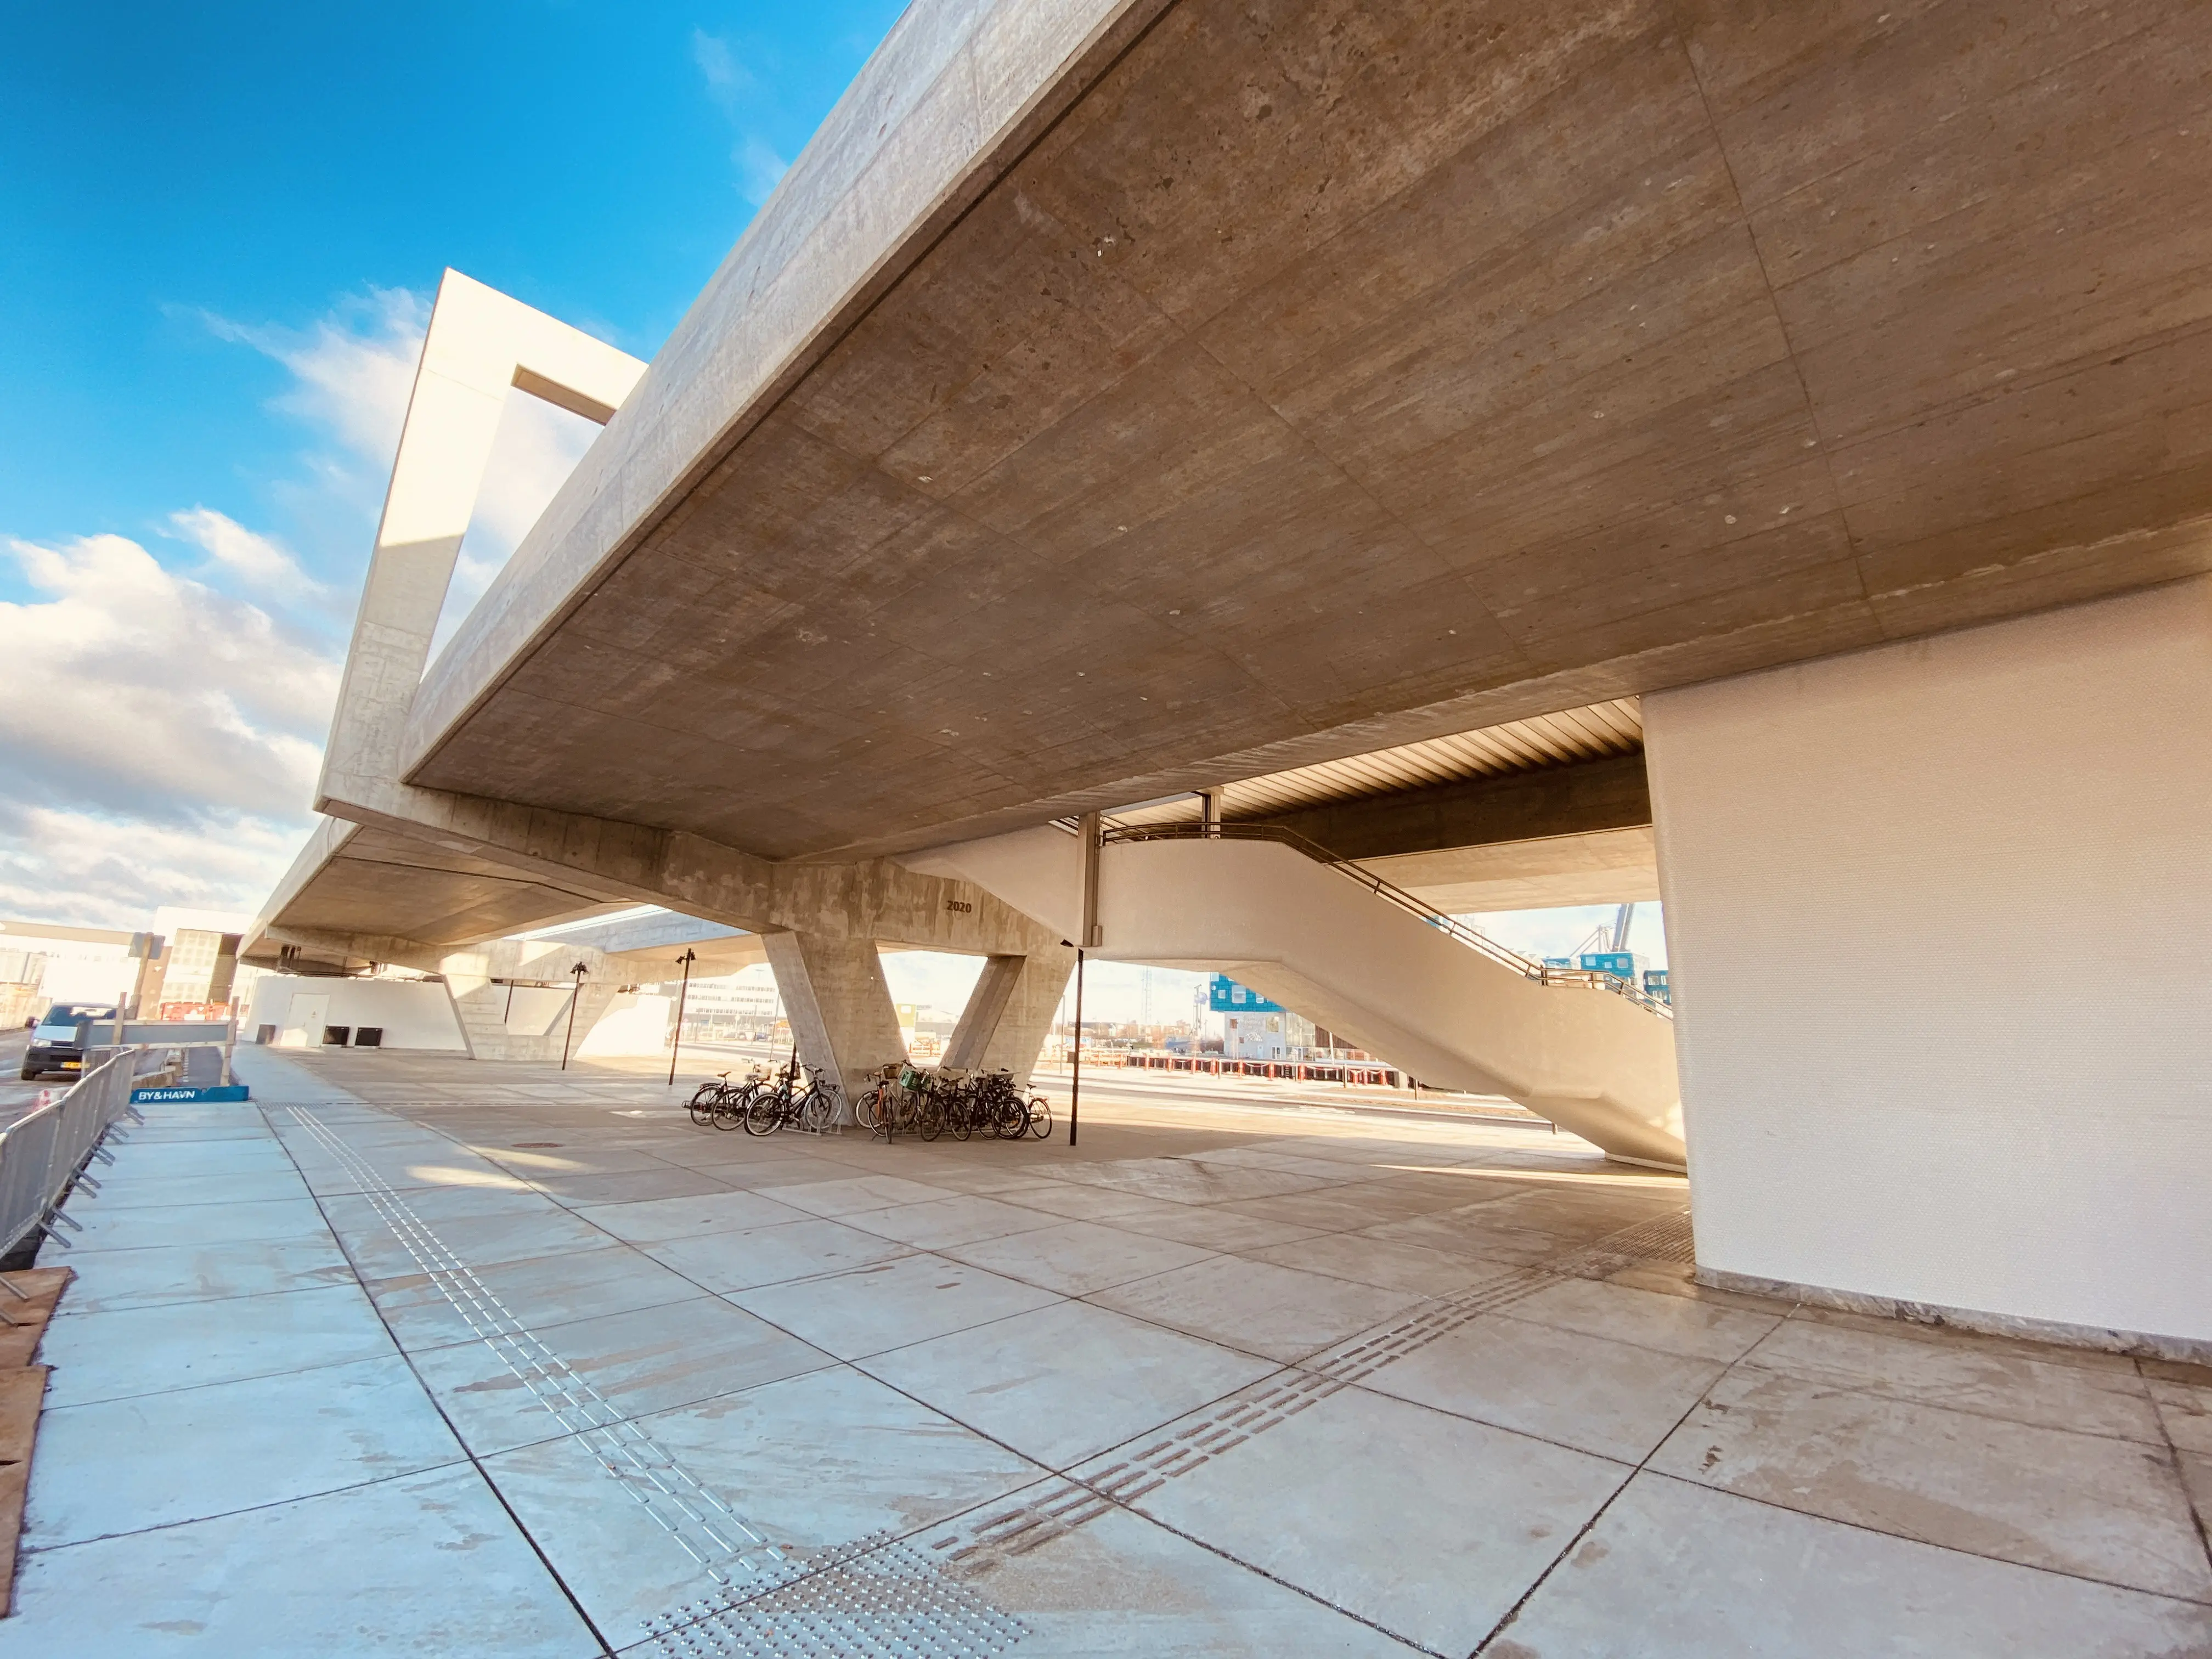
xmin=1207 ymin=975 xmax=1284 ymax=1014
xmin=130 ymin=1085 xmax=251 ymax=1104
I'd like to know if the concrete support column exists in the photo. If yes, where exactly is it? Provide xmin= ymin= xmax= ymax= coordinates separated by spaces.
xmin=1646 ymin=578 xmax=2212 ymax=1355
xmin=760 ymin=932 xmax=907 ymax=1116
xmin=943 ymin=946 xmax=1075 ymax=1085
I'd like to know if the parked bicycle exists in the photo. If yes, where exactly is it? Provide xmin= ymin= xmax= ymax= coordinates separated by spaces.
xmin=743 ymin=1054 xmax=839 ymax=1136
xmin=860 ymin=1061 xmax=1051 ymax=1142
xmin=687 ymin=1066 xmax=765 ymax=1131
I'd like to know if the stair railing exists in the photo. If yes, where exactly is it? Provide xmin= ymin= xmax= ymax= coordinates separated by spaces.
xmin=1095 ymin=819 xmax=1673 ymax=1019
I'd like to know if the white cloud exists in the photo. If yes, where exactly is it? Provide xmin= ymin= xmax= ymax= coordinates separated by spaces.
xmin=3 ymin=280 xmax=614 ymax=937
xmin=168 ymin=506 xmax=334 ymax=608
xmin=691 ymin=30 xmax=754 ymax=114
xmin=735 ymin=136 xmax=790 ymax=207
xmin=0 ymin=803 xmax=308 ymax=934
xmin=208 ymin=286 xmax=428 ymax=477
xmin=0 ymin=533 xmax=338 ymax=823
xmin=691 ymin=31 xmax=788 ymax=208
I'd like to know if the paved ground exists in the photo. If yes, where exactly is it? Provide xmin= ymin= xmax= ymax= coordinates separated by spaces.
xmin=9 ymin=1047 xmax=2209 ymax=1656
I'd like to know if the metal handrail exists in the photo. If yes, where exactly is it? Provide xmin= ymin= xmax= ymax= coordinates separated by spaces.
xmin=1097 ymin=819 xmax=1674 ymax=1019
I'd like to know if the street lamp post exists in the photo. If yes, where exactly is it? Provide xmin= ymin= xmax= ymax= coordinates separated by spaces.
xmin=559 ymin=961 xmax=588 ymax=1070
xmin=1069 ymin=946 xmax=1085 ymax=1148
xmin=666 ymin=947 xmax=696 ymax=1087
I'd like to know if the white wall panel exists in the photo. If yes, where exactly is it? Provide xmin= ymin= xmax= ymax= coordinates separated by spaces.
xmin=1647 ymin=579 xmax=2212 ymax=1343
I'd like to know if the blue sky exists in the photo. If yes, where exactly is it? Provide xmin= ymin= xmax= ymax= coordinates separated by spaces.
xmin=0 ymin=2 xmax=905 ymax=925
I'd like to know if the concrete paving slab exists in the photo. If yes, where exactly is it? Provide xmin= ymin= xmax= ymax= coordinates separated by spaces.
xmin=57 ymin=1195 xmax=334 ymax=1253
xmin=730 ymin=1251 xmax=1062 ymax=1360
xmin=992 ymin=1178 xmax=1206 ymax=1223
xmin=1357 ymin=1309 xmax=1729 ymax=1463
xmin=572 ymin=1187 xmax=817 ymax=1244
xmin=1215 ymin=1181 xmax=1482 ymax=1233
xmin=325 ymin=1198 xmax=623 ymax=1280
xmin=9 ymin=1464 xmax=602 ymax=1657
xmin=481 ymin=1365 xmax=1045 ymax=1637
xmin=940 ymin=1218 xmax=1216 ymax=1297
xmin=1652 ymin=1367 xmax=2212 ymax=1600
xmin=2152 ymin=1377 xmax=2212 ymax=1455
xmin=1357 ymin=1208 xmax=1579 ymax=1267
xmin=1502 ymin=1274 xmax=1782 ymax=1364
xmin=1127 ymin=1381 xmax=1626 ymax=1655
xmin=753 ymin=1172 xmax=963 ymax=1218
xmin=1488 ymin=1472 xmax=2212 ymax=1658
xmin=934 ymin=1493 xmax=1422 ymax=1656
xmin=1091 ymin=1254 xmax=1425 ymax=1364
xmin=1743 ymin=1314 xmax=2165 ymax=1443
xmin=1048 ymin=1159 xmax=1336 ymax=1205
xmin=89 ymin=1147 xmax=300 ymax=1188
xmin=76 ymin=1167 xmax=313 ymax=1210
xmin=1107 ymin=1203 xmax=1331 ymax=1253
xmin=643 ymin=1216 xmax=916 ymax=1294
xmin=859 ymin=1300 xmax=1274 ymax=1469
xmin=844 ymin=1193 xmax=1070 ymax=1250
xmin=38 ymin=1281 xmax=397 ymax=1409
xmin=365 ymin=1243 xmax=707 ymax=1351
xmin=408 ymin=1296 xmax=834 ymax=1457
xmin=528 ymin=1166 xmax=736 ymax=1205
xmin=1245 ymin=1229 xmax=1521 ymax=1297
xmin=25 ymin=1353 xmax=466 ymax=1547
xmin=49 ymin=1235 xmax=359 ymax=1316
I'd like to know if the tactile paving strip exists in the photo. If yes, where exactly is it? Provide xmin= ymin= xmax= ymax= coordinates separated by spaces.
xmin=277 ymin=1104 xmax=1028 ymax=1659
xmin=637 ymin=1533 xmax=1026 ymax=1658
xmin=281 ymin=1106 xmax=789 ymax=1585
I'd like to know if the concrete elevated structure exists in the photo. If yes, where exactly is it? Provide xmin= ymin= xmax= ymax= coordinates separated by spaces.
xmin=252 ymin=1 xmax=2212 ymax=1353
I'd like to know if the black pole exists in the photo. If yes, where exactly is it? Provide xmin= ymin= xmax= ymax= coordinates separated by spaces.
xmin=666 ymin=947 xmax=696 ymax=1087
xmin=1069 ymin=947 xmax=1085 ymax=1147
xmin=560 ymin=961 xmax=587 ymax=1070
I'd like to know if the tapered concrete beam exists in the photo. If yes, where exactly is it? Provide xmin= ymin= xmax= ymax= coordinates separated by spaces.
xmin=319 ymin=775 xmax=1063 ymax=963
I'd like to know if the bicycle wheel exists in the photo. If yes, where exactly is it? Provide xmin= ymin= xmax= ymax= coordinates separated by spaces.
xmin=688 ymin=1082 xmax=720 ymax=1127
xmin=917 ymin=1094 xmax=945 ymax=1142
xmin=1025 ymin=1097 xmax=1052 ymax=1139
xmin=744 ymin=1091 xmax=785 ymax=1135
xmin=710 ymin=1085 xmax=748 ymax=1130
xmin=991 ymin=1096 xmax=1026 ymax=1139
xmin=949 ymin=1099 xmax=972 ymax=1141
xmin=801 ymin=1087 xmax=836 ymax=1134
xmin=856 ymin=1085 xmax=884 ymax=1133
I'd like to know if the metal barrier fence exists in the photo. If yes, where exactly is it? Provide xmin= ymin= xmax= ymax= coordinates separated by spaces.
xmin=0 ymin=1048 xmax=141 ymax=1260
xmin=1117 ymin=1052 xmax=1405 ymax=1087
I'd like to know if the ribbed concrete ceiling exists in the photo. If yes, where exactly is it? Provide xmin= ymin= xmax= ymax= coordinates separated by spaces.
xmin=1114 ymin=699 xmax=1643 ymax=826
xmin=404 ymin=0 xmax=2212 ymax=865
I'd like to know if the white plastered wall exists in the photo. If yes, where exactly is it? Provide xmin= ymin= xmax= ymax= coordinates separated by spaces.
xmin=1646 ymin=578 xmax=2212 ymax=1345
xmin=246 ymin=974 xmax=469 ymax=1052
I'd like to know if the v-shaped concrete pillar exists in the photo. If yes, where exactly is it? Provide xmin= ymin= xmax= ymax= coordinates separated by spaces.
xmin=943 ymin=948 xmax=1074 ymax=1086
xmin=761 ymin=932 xmax=907 ymax=1116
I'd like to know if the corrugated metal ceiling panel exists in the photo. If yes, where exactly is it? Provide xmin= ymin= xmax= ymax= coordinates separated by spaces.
xmin=1112 ymin=698 xmax=1643 ymax=826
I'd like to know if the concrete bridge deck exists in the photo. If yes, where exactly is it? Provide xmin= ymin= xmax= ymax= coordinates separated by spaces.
xmin=9 ymin=1048 xmax=2207 ymax=1654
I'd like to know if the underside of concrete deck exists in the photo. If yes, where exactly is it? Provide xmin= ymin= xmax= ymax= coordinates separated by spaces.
xmin=12 ymin=1049 xmax=2209 ymax=1655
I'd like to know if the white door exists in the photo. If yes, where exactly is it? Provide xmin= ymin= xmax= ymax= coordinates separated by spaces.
xmin=281 ymin=992 xmax=329 ymax=1049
